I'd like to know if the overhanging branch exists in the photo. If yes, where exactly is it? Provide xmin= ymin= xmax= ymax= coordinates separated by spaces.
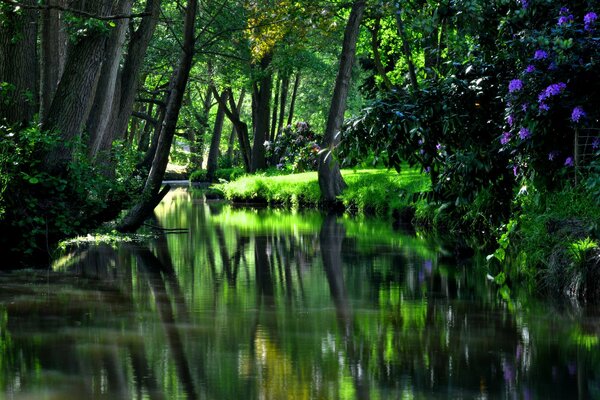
xmin=0 ymin=0 xmax=151 ymax=20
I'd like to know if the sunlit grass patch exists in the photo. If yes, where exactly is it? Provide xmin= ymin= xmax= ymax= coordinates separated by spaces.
xmin=214 ymin=167 xmax=431 ymax=216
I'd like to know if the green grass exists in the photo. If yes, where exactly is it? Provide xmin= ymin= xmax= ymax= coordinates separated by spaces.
xmin=214 ymin=168 xmax=431 ymax=216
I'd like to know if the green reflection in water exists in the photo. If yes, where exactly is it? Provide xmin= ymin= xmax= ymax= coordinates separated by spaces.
xmin=0 ymin=188 xmax=599 ymax=399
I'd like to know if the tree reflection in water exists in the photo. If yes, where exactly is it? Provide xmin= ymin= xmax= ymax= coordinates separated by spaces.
xmin=0 ymin=190 xmax=599 ymax=399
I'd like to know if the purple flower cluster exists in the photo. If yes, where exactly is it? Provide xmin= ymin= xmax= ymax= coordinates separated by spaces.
xmin=584 ymin=12 xmax=598 ymax=31
xmin=519 ymin=0 xmax=528 ymax=9
xmin=558 ymin=7 xmax=574 ymax=26
xmin=519 ymin=127 xmax=531 ymax=140
xmin=592 ymin=137 xmax=600 ymax=150
xmin=500 ymin=132 xmax=512 ymax=145
xmin=524 ymin=65 xmax=536 ymax=73
xmin=571 ymin=106 xmax=586 ymax=123
xmin=534 ymin=49 xmax=548 ymax=60
xmin=538 ymin=82 xmax=566 ymax=102
xmin=548 ymin=151 xmax=558 ymax=161
xmin=507 ymin=114 xmax=515 ymax=126
xmin=539 ymin=102 xmax=549 ymax=111
xmin=508 ymin=79 xmax=523 ymax=93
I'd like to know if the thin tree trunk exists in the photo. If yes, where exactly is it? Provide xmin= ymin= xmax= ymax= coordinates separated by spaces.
xmin=213 ymin=86 xmax=252 ymax=172
xmin=370 ymin=17 xmax=392 ymax=90
xmin=251 ymin=55 xmax=273 ymax=172
xmin=394 ymin=5 xmax=419 ymax=92
xmin=189 ymin=81 xmax=213 ymax=171
xmin=286 ymin=72 xmax=300 ymax=127
xmin=318 ymin=0 xmax=365 ymax=203
xmin=138 ymin=100 xmax=155 ymax=152
xmin=277 ymin=72 xmax=290 ymax=137
xmin=206 ymin=90 xmax=228 ymax=181
xmin=40 ymin=0 xmax=67 ymax=125
xmin=270 ymin=73 xmax=281 ymax=141
xmin=118 ymin=0 xmax=197 ymax=232
xmin=0 ymin=0 xmax=38 ymax=126
xmin=226 ymin=88 xmax=246 ymax=162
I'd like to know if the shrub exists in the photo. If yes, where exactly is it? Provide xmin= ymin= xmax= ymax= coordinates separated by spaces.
xmin=265 ymin=122 xmax=323 ymax=173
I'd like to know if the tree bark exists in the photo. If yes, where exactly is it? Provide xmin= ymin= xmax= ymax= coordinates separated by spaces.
xmin=226 ymin=88 xmax=245 ymax=162
xmin=40 ymin=0 xmax=67 ymax=125
xmin=206 ymin=90 xmax=228 ymax=181
xmin=42 ymin=0 xmax=114 ymax=173
xmin=213 ymin=86 xmax=252 ymax=172
xmin=270 ymin=73 xmax=280 ymax=141
xmin=118 ymin=0 xmax=197 ymax=232
xmin=0 ymin=0 xmax=38 ymax=126
xmin=251 ymin=55 xmax=272 ymax=172
xmin=87 ymin=0 xmax=133 ymax=160
xmin=286 ymin=71 xmax=300 ymax=127
xmin=93 ymin=0 xmax=161 ymax=161
xmin=276 ymin=72 xmax=290 ymax=138
xmin=189 ymin=81 xmax=213 ymax=171
xmin=394 ymin=5 xmax=419 ymax=92
xmin=370 ymin=17 xmax=392 ymax=90
xmin=318 ymin=0 xmax=365 ymax=203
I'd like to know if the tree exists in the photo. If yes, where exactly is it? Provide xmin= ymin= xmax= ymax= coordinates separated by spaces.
xmin=118 ymin=0 xmax=198 ymax=232
xmin=318 ymin=0 xmax=366 ymax=204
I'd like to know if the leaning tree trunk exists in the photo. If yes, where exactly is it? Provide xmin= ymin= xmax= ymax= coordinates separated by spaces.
xmin=270 ymin=73 xmax=281 ymax=141
xmin=206 ymin=90 xmax=228 ymax=181
xmin=0 ymin=0 xmax=38 ymax=126
xmin=118 ymin=0 xmax=197 ymax=232
xmin=318 ymin=0 xmax=365 ymax=204
xmin=42 ymin=0 xmax=114 ymax=173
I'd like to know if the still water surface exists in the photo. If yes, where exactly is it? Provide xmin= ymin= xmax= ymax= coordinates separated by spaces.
xmin=1 ymin=188 xmax=600 ymax=399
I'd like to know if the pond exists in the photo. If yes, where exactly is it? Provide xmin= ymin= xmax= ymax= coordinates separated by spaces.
xmin=1 ymin=188 xmax=599 ymax=399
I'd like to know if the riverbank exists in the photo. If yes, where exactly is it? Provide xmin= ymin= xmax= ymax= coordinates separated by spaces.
xmin=214 ymin=168 xmax=431 ymax=219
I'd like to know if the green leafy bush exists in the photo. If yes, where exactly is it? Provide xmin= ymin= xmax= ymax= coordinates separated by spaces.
xmin=266 ymin=122 xmax=322 ymax=173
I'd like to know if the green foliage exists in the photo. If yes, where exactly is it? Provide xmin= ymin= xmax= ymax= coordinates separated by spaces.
xmin=190 ymin=167 xmax=246 ymax=183
xmin=499 ymin=4 xmax=600 ymax=188
xmin=568 ymin=238 xmax=598 ymax=269
xmin=0 ymin=125 xmax=141 ymax=262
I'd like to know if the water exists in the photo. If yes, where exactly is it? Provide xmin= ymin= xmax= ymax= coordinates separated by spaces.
xmin=1 ymin=188 xmax=599 ymax=399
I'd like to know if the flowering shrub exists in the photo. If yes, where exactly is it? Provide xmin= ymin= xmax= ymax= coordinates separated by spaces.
xmin=265 ymin=121 xmax=322 ymax=173
xmin=499 ymin=3 xmax=600 ymax=187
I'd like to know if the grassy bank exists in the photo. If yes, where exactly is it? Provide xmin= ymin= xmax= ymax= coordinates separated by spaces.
xmin=214 ymin=168 xmax=431 ymax=217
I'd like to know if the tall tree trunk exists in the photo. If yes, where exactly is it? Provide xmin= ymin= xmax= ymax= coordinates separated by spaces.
xmin=226 ymin=88 xmax=245 ymax=162
xmin=286 ymin=71 xmax=300 ymax=127
xmin=138 ymin=100 xmax=155 ymax=152
xmin=213 ymin=86 xmax=252 ymax=172
xmin=118 ymin=0 xmax=197 ymax=232
xmin=40 ymin=0 xmax=67 ymax=124
xmin=318 ymin=0 xmax=365 ymax=203
xmin=270 ymin=73 xmax=280 ymax=141
xmin=394 ymin=5 xmax=419 ymax=92
xmin=370 ymin=17 xmax=392 ymax=90
xmin=87 ymin=0 xmax=133 ymax=160
xmin=277 ymin=72 xmax=290 ymax=137
xmin=251 ymin=55 xmax=272 ymax=172
xmin=42 ymin=0 xmax=114 ymax=173
xmin=206 ymin=90 xmax=228 ymax=181
xmin=189 ymin=81 xmax=213 ymax=171
xmin=93 ymin=0 xmax=161 ymax=161
xmin=0 ymin=0 xmax=38 ymax=126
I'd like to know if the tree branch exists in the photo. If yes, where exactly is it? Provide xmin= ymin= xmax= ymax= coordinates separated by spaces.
xmin=0 ymin=0 xmax=151 ymax=20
